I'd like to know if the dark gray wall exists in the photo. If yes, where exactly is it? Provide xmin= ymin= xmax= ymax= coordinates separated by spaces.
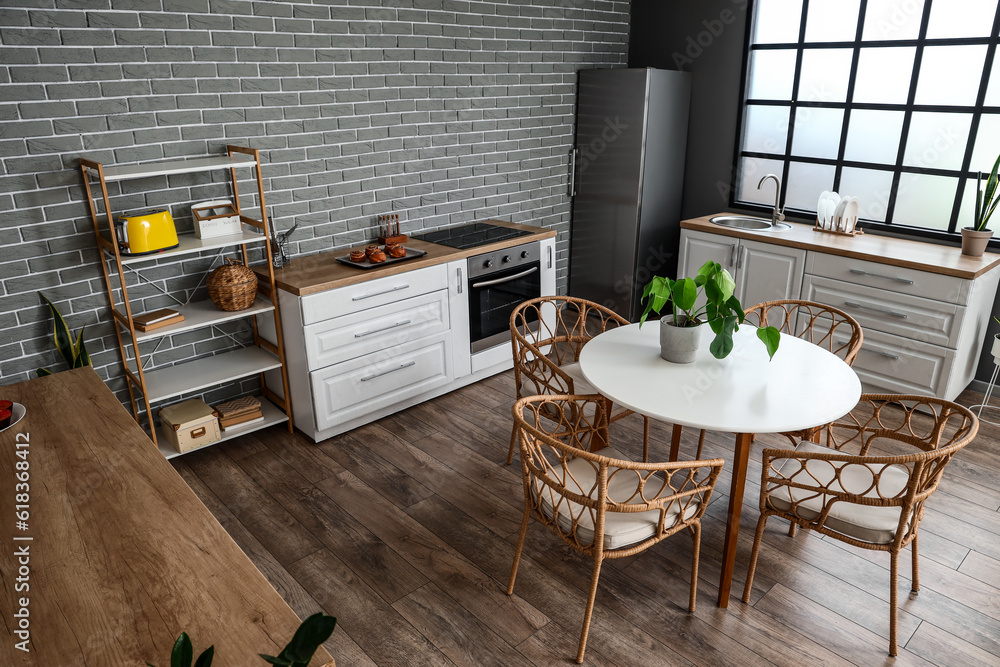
xmin=629 ymin=0 xmax=751 ymax=220
xmin=0 ymin=0 xmax=631 ymax=404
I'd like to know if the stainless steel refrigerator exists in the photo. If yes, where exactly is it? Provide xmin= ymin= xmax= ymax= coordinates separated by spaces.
xmin=568 ymin=67 xmax=691 ymax=322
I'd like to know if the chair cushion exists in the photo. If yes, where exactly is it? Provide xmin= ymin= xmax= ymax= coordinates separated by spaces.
xmin=520 ymin=362 xmax=630 ymax=418
xmin=536 ymin=447 xmax=697 ymax=550
xmin=768 ymin=441 xmax=911 ymax=544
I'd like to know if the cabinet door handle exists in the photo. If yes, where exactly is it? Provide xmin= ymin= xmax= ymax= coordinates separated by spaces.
xmin=838 ymin=340 xmax=899 ymax=360
xmin=729 ymin=244 xmax=737 ymax=268
xmin=355 ymin=319 xmax=412 ymax=338
xmin=547 ymin=244 xmax=553 ymax=269
xmin=360 ymin=360 xmax=416 ymax=382
xmin=351 ymin=284 xmax=410 ymax=301
xmin=844 ymin=301 xmax=908 ymax=319
xmin=849 ymin=268 xmax=914 ymax=285
xmin=568 ymin=148 xmax=578 ymax=197
xmin=737 ymin=244 xmax=746 ymax=269
xmin=456 ymin=267 xmax=463 ymax=294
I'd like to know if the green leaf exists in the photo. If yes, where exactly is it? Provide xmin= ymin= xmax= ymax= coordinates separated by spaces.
xmin=696 ymin=260 xmax=717 ymax=279
xmin=671 ymin=277 xmax=697 ymax=312
xmin=260 ymin=613 xmax=337 ymax=667
xmin=713 ymin=270 xmax=736 ymax=302
xmin=981 ymin=153 xmax=1000 ymax=230
xmin=171 ymin=633 xmax=193 ymax=667
xmin=708 ymin=315 xmax=739 ymax=359
xmin=36 ymin=368 xmax=52 ymax=377
xmin=709 ymin=329 xmax=734 ymax=359
xmin=41 ymin=293 xmax=74 ymax=370
xmin=193 ymin=646 xmax=214 ymax=667
xmin=757 ymin=326 xmax=781 ymax=361
xmin=725 ymin=295 xmax=745 ymax=323
xmin=72 ymin=324 xmax=92 ymax=368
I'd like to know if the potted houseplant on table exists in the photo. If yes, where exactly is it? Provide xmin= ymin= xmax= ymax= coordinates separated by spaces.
xmin=639 ymin=260 xmax=780 ymax=363
xmin=962 ymin=153 xmax=1000 ymax=257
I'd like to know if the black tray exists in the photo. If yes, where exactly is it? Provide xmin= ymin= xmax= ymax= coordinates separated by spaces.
xmin=335 ymin=246 xmax=427 ymax=270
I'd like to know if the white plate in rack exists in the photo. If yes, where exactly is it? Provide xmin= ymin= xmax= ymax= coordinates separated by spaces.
xmin=0 ymin=402 xmax=26 ymax=433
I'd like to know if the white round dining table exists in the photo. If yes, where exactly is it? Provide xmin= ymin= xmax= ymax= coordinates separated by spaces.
xmin=579 ymin=321 xmax=862 ymax=607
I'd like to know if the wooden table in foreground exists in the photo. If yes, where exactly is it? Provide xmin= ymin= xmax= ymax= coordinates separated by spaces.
xmin=0 ymin=368 xmax=334 ymax=666
xmin=579 ymin=323 xmax=862 ymax=607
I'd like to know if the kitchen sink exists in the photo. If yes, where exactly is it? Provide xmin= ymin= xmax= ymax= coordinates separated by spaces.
xmin=710 ymin=215 xmax=792 ymax=232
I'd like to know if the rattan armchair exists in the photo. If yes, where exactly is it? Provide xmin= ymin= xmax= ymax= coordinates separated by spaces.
xmin=742 ymin=394 xmax=978 ymax=656
xmin=507 ymin=394 xmax=724 ymax=664
xmin=508 ymin=296 xmax=650 ymax=465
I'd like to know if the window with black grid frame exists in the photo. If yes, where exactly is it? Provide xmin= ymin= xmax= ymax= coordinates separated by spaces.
xmin=733 ymin=0 xmax=1000 ymax=240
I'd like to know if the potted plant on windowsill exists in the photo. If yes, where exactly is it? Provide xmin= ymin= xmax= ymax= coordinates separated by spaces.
xmin=962 ymin=153 xmax=1000 ymax=257
xmin=638 ymin=260 xmax=780 ymax=363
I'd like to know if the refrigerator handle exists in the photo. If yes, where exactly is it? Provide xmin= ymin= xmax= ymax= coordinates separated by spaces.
xmin=568 ymin=148 xmax=578 ymax=197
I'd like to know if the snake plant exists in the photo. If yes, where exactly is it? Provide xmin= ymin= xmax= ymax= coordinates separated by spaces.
xmin=973 ymin=153 xmax=1000 ymax=231
xmin=36 ymin=293 xmax=91 ymax=377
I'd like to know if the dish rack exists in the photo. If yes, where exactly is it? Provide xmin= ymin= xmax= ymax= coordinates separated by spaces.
xmin=813 ymin=219 xmax=864 ymax=237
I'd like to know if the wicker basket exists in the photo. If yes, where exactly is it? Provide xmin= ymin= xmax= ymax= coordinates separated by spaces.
xmin=207 ymin=258 xmax=257 ymax=311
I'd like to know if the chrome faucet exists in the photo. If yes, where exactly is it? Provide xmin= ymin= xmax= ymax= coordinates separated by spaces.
xmin=757 ymin=174 xmax=785 ymax=227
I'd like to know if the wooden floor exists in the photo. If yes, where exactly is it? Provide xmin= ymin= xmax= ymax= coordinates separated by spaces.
xmin=172 ymin=373 xmax=1000 ymax=666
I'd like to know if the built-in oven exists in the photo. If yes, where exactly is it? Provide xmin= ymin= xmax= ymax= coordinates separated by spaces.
xmin=468 ymin=241 xmax=541 ymax=353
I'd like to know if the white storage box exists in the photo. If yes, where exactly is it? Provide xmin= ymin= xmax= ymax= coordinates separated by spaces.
xmin=158 ymin=398 xmax=221 ymax=453
xmin=192 ymin=199 xmax=242 ymax=238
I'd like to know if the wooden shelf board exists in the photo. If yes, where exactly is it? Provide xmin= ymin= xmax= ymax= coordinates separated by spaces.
xmin=157 ymin=399 xmax=288 ymax=459
xmin=143 ymin=347 xmax=282 ymax=403
xmin=116 ymin=230 xmax=267 ymax=265
xmin=132 ymin=297 xmax=274 ymax=342
xmin=85 ymin=155 xmax=257 ymax=182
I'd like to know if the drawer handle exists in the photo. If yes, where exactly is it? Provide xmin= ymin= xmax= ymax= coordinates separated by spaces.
xmin=191 ymin=427 xmax=206 ymax=438
xmin=844 ymin=301 xmax=908 ymax=319
xmin=360 ymin=360 xmax=416 ymax=382
xmin=848 ymin=268 xmax=914 ymax=285
xmin=352 ymin=284 xmax=410 ymax=301
xmin=838 ymin=340 xmax=899 ymax=360
xmin=355 ymin=319 xmax=412 ymax=338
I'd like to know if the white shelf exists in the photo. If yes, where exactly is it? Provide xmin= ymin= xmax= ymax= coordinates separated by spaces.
xmin=157 ymin=399 xmax=288 ymax=459
xmin=116 ymin=230 xmax=267 ymax=265
xmin=86 ymin=155 xmax=257 ymax=183
xmin=132 ymin=297 xmax=275 ymax=342
xmin=143 ymin=347 xmax=282 ymax=403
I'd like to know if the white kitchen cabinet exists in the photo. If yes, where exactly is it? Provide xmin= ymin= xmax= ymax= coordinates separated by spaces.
xmin=678 ymin=229 xmax=805 ymax=306
xmin=803 ymin=251 xmax=1000 ymax=400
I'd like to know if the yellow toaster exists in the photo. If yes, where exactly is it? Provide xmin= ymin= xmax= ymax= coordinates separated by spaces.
xmin=117 ymin=208 xmax=179 ymax=255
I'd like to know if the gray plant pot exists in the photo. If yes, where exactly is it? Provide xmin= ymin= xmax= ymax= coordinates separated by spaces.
xmin=961 ymin=227 xmax=993 ymax=257
xmin=659 ymin=315 xmax=704 ymax=363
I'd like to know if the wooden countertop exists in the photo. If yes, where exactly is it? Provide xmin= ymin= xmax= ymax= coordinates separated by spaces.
xmin=256 ymin=219 xmax=557 ymax=296
xmin=682 ymin=213 xmax=1000 ymax=280
xmin=0 ymin=368 xmax=335 ymax=667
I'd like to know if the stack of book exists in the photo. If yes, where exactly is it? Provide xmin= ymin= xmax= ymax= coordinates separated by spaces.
xmin=212 ymin=396 xmax=263 ymax=431
xmin=134 ymin=308 xmax=184 ymax=332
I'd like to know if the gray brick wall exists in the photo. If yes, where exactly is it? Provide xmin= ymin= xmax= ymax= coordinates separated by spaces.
xmin=0 ymin=0 xmax=631 ymax=412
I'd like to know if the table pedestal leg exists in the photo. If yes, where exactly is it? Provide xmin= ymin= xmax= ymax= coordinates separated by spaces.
xmin=669 ymin=424 xmax=683 ymax=462
xmin=718 ymin=431 xmax=753 ymax=608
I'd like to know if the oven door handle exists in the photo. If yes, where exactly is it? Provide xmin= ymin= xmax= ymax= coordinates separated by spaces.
xmin=471 ymin=266 xmax=538 ymax=289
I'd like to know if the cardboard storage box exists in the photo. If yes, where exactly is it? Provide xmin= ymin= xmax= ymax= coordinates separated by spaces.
xmin=158 ymin=399 xmax=221 ymax=453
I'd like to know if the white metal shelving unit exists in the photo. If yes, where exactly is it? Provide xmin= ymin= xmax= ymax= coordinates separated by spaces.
xmin=79 ymin=145 xmax=294 ymax=454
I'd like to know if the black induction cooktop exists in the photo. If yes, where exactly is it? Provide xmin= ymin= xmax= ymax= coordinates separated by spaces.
xmin=411 ymin=222 xmax=533 ymax=250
